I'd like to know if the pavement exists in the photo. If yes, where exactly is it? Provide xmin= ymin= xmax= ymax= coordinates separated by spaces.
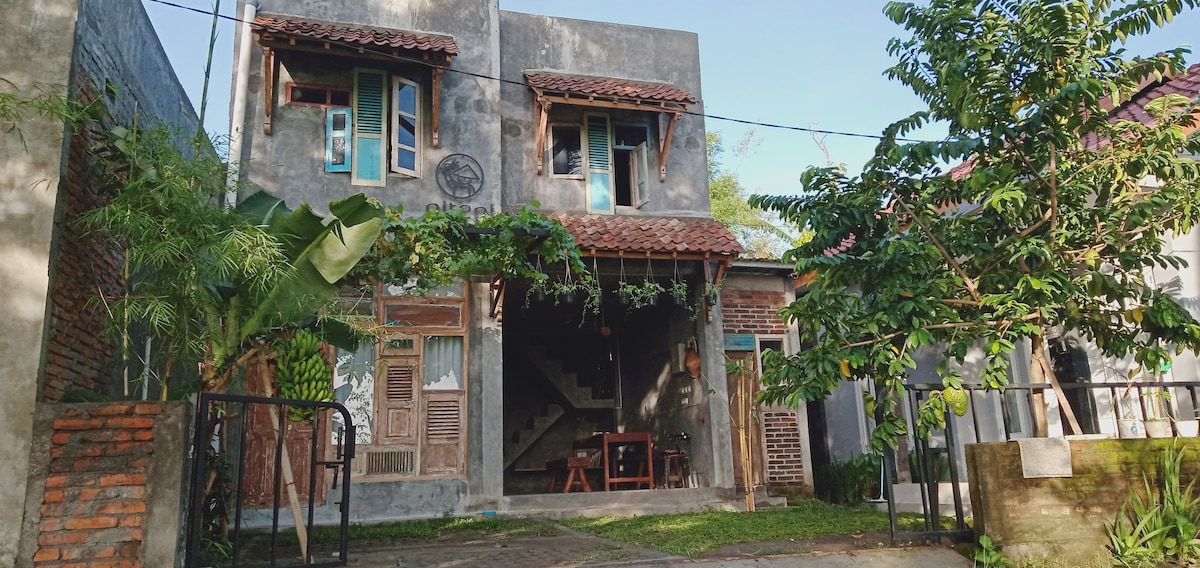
xmin=338 ymin=526 xmax=973 ymax=568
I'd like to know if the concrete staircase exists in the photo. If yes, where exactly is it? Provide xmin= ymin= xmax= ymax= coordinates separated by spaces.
xmin=528 ymin=346 xmax=614 ymax=409
xmin=504 ymin=403 xmax=564 ymax=469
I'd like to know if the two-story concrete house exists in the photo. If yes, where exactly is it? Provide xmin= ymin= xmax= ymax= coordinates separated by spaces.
xmin=226 ymin=0 xmax=817 ymax=522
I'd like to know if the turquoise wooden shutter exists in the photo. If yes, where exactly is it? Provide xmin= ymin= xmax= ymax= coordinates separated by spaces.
xmin=634 ymin=142 xmax=649 ymax=207
xmin=585 ymin=114 xmax=613 ymax=213
xmin=325 ymin=107 xmax=352 ymax=173
xmin=352 ymin=68 xmax=387 ymax=187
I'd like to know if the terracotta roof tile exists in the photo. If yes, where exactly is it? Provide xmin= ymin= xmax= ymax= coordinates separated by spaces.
xmin=1111 ymin=63 xmax=1200 ymax=125
xmin=253 ymin=14 xmax=459 ymax=56
xmin=525 ymin=71 xmax=696 ymax=104
xmin=549 ymin=214 xmax=744 ymax=256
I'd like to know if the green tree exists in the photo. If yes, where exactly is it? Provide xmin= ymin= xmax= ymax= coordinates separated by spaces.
xmin=753 ymin=0 xmax=1200 ymax=448
xmin=708 ymin=132 xmax=792 ymax=259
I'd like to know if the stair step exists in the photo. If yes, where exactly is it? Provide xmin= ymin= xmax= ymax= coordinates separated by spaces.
xmin=503 ymin=403 xmax=564 ymax=469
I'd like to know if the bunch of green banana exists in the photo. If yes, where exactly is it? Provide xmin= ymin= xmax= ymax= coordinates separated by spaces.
xmin=274 ymin=329 xmax=334 ymax=421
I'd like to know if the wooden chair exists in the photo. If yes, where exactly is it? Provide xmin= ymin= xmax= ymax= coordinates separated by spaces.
xmin=546 ymin=457 xmax=593 ymax=493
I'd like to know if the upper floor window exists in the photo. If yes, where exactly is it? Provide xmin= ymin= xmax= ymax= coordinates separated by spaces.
xmin=322 ymin=68 xmax=423 ymax=184
xmin=287 ymin=83 xmax=351 ymax=107
xmin=550 ymin=124 xmax=583 ymax=178
xmin=581 ymin=114 xmax=649 ymax=213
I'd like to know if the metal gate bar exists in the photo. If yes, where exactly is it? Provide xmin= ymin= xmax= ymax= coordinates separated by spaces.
xmin=185 ymin=393 xmax=355 ymax=567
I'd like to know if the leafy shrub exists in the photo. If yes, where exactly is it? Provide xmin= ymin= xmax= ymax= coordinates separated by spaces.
xmin=815 ymin=453 xmax=881 ymax=505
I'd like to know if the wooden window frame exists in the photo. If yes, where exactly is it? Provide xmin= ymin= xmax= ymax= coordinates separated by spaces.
xmin=285 ymin=82 xmax=351 ymax=108
xmin=390 ymin=76 xmax=421 ymax=178
xmin=353 ymin=281 xmax=468 ymax=481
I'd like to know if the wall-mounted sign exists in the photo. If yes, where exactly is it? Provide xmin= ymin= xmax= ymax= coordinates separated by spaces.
xmin=723 ymin=333 xmax=756 ymax=351
xmin=435 ymin=154 xmax=484 ymax=200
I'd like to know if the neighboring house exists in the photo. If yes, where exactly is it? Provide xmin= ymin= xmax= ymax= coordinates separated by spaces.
xmin=2 ymin=0 xmax=198 ymax=564
xmin=229 ymin=0 xmax=823 ymax=521
xmin=817 ymin=64 xmax=1200 ymax=513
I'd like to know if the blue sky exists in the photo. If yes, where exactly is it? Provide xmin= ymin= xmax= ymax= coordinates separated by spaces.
xmin=143 ymin=0 xmax=1198 ymax=198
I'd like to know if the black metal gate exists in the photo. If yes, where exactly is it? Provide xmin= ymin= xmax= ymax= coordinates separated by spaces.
xmin=184 ymin=393 xmax=355 ymax=567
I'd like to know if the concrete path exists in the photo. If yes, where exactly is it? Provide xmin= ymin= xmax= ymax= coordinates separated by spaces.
xmin=341 ymin=532 xmax=972 ymax=567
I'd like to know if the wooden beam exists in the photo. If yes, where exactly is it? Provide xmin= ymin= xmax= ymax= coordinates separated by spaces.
xmin=262 ymin=47 xmax=275 ymax=135
xmin=658 ymin=112 xmax=680 ymax=182
xmin=537 ymin=93 xmax=687 ymax=114
xmin=573 ymin=249 xmax=734 ymax=263
xmin=432 ymin=67 xmax=443 ymax=149
xmin=256 ymin=36 xmax=454 ymax=67
xmin=533 ymin=99 xmax=551 ymax=176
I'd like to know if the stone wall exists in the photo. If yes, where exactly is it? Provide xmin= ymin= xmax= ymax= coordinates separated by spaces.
xmin=966 ymin=438 xmax=1200 ymax=565
xmin=20 ymin=402 xmax=188 ymax=568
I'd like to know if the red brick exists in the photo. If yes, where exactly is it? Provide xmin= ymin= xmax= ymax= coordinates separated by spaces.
xmin=39 ymin=518 xmax=64 ymax=532
xmin=133 ymin=403 xmax=162 ymax=415
xmin=65 ymin=516 xmax=118 ymax=530
xmin=132 ymin=431 xmax=153 ymax=441
xmin=99 ymin=473 xmax=145 ymax=487
xmin=44 ymin=475 xmax=70 ymax=488
xmin=52 ymin=432 xmax=72 ymax=445
xmin=98 ymin=501 xmax=147 ymax=515
xmin=43 ymin=490 xmax=64 ymax=503
xmin=53 ymin=418 xmax=103 ymax=430
xmin=119 ymin=515 xmax=142 ymax=528
xmin=91 ymin=404 xmax=135 ymax=416
xmin=32 ymin=548 xmax=60 ymax=562
xmin=105 ymin=417 xmax=154 ymax=429
xmin=38 ymin=531 xmax=89 ymax=546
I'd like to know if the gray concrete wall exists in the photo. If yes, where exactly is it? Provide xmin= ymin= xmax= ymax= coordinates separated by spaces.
xmin=236 ymin=0 xmax=502 ymax=217
xmin=74 ymin=0 xmax=197 ymax=134
xmin=497 ymin=11 xmax=709 ymax=216
xmin=0 ymin=2 xmax=79 ymax=565
xmin=467 ymin=276 xmax=504 ymax=508
xmin=144 ymin=403 xmax=190 ymax=568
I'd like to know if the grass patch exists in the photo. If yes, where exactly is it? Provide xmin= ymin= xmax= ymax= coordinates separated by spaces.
xmin=558 ymin=499 xmax=926 ymax=557
xmin=280 ymin=517 xmax=556 ymax=545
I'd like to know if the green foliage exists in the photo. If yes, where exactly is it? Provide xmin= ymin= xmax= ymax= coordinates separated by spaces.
xmin=974 ymin=534 xmax=1013 ymax=568
xmin=752 ymin=0 xmax=1200 ymax=447
xmin=348 ymin=202 xmax=584 ymax=294
xmin=707 ymin=132 xmax=792 ymax=259
xmin=559 ymin=500 xmax=926 ymax=557
xmin=815 ymin=453 xmax=882 ymax=505
xmin=1108 ymin=444 xmax=1200 ymax=567
xmin=0 ymin=79 xmax=101 ymax=147
xmin=618 ymin=279 xmax=665 ymax=309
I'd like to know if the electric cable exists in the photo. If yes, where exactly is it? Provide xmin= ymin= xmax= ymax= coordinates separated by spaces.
xmin=145 ymin=0 xmax=935 ymax=143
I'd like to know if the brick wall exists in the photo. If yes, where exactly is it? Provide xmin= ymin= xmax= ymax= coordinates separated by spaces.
xmin=763 ymin=411 xmax=806 ymax=486
xmin=719 ymin=289 xmax=788 ymax=335
xmin=43 ymin=119 xmax=124 ymax=402
xmin=966 ymin=439 xmax=1200 ymax=565
xmin=32 ymin=403 xmax=164 ymax=567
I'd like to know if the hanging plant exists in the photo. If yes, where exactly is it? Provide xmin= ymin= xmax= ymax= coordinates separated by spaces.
xmin=525 ymin=256 xmax=551 ymax=306
xmin=669 ymin=259 xmax=689 ymax=307
xmin=580 ymin=257 xmax=603 ymax=315
xmin=618 ymin=258 xmax=665 ymax=310
xmin=553 ymin=261 xmax=579 ymax=304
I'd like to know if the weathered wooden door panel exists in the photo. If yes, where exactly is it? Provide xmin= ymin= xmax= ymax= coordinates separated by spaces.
xmin=420 ymin=390 xmax=465 ymax=476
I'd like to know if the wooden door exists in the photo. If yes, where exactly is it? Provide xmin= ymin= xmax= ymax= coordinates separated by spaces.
xmin=240 ymin=357 xmax=328 ymax=507
xmin=419 ymin=390 xmax=465 ymax=476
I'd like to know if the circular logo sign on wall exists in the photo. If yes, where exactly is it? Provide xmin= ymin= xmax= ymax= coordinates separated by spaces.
xmin=435 ymin=154 xmax=484 ymax=200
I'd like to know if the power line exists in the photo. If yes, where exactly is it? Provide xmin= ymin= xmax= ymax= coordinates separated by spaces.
xmin=145 ymin=0 xmax=931 ymax=143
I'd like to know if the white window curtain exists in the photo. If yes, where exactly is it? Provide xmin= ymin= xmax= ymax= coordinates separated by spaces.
xmin=423 ymin=336 xmax=463 ymax=390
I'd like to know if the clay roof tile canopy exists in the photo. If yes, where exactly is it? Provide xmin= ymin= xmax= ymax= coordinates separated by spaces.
xmin=525 ymin=71 xmax=697 ymax=106
xmin=549 ymin=214 xmax=744 ymax=257
xmin=252 ymin=14 xmax=459 ymax=57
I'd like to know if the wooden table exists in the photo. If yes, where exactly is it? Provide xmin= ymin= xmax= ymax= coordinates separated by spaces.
xmin=574 ymin=432 xmax=654 ymax=491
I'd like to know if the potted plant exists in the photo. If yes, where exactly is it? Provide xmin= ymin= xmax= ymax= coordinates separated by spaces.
xmin=1117 ymin=385 xmax=1146 ymax=439
xmin=619 ymin=277 xmax=667 ymax=307
xmin=1142 ymin=388 xmax=1173 ymax=438
xmin=669 ymin=278 xmax=689 ymax=307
